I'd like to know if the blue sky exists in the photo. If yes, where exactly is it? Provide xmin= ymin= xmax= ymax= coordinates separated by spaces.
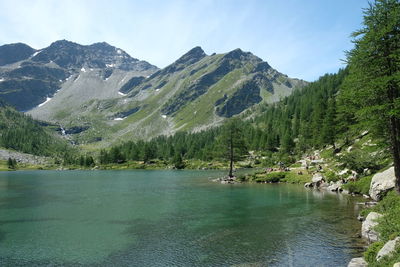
xmin=0 ymin=0 xmax=369 ymax=81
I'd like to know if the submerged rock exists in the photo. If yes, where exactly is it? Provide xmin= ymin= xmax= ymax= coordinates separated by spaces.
xmin=369 ymin=167 xmax=396 ymax=201
xmin=361 ymin=212 xmax=383 ymax=243
xmin=347 ymin=257 xmax=367 ymax=267
xmin=376 ymin=236 xmax=400 ymax=261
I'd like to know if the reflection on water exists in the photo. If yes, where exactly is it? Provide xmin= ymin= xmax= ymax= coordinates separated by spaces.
xmin=0 ymin=170 xmax=365 ymax=266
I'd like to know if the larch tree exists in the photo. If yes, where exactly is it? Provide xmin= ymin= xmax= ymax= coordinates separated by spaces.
xmin=217 ymin=118 xmax=247 ymax=178
xmin=340 ymin=0 xmax=400 ymax=192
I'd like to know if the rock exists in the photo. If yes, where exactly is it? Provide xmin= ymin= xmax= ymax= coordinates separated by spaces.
xmin=342 ymin=189 xmax=350 ymax=194
xmin=311 ymin=159 xmax=324 ymax=164
xmin=328 ymin=181 xmax=343 ymax=192
xmin=361 ymin=212 xmax=383 ymax=243
xmin=304 ymin=182 xmax=313 ymax=188
xmin=298 ymin=159 xmax=308 ymax=167
xmin=376 ymin=237 xmax=400 ymax=261
xmin=347 ymin=257 xmax=367 ymax=267
xmin=369 ymin=167 xmax=396 ymax=201
xmin=357 ymin=214 xmax=365 ymax=221
xmin=338 ymin=168 xmax=349 ymax=176
xmin=312 ymin=173 xmax=324 ymax=184
xmin=393 ymin=262 xmax=400 ymax=267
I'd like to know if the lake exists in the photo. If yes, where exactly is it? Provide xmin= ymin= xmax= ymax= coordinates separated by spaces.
xmin=0 ymin=170 xmax=365 ymax=266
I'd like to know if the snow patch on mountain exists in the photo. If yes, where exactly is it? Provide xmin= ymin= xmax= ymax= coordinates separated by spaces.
xmin=38 ymin=97 xmax=52 ymax=107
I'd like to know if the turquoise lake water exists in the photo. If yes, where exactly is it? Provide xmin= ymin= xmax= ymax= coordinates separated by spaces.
xmin=0 ymin=170 xmax=365 ymax=266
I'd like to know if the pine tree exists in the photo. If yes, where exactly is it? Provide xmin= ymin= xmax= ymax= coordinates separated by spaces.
xmin=172 ymin=152 xmax=185 ymax=169
xmin=7 ymin=157 xmax=15 ymax=169
xmin=217 ymin=118 xmax=247 ymax=178
xmin=340 ymin=0 xmax=400 ymax=192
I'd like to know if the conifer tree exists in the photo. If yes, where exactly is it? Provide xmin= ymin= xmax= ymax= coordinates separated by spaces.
xmin=340 ymin=0 xmax=400 ymax=192
xmin=217 ymin=118 xmax=247 ymax=178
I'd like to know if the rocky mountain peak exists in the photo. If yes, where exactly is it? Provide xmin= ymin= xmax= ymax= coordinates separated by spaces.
xmin=174 ymin=46 xmax=207 ymax=66
xmin=224 ymin=48 xmax=255 ymax=61
xmin=0 ymin=43 xmax=36 ymax=66
xmin=30 ymin=40 xmax=156 ymax=71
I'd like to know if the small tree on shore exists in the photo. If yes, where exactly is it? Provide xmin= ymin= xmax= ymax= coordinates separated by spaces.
xmin=217 ymin=118 xmax=247 ymax=178
xmin=7 ymin=157 xmax=16 ymax=169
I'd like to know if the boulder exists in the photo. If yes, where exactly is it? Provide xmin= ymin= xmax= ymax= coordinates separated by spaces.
xmin=304 ymin=182 xmax=313 ymax=188
xmin=393 ymin=263 xmax=400 ymax=267
xmin=369 ymin=167 xmax=396 ymax=201
xmin=376 ymin=237 xmax=400 ymax=261
xmin=312 ymin=173 xmax=324 ymax=184
xmin=328 ymin=181 xmax=343 ymax=192
xmin=361 ymin=212 xmax=383 ymax=243
xmin=347 ymin=257 xmax=367 ymax=267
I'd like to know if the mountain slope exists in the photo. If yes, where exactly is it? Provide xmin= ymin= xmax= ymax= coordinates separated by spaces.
xmin=0 ymin=40 xmax=158 ymax=111
xmin=0 ymin=100 xmax=67 ymax=156
xmin=27 ymin=46 xmax=306 ymax=145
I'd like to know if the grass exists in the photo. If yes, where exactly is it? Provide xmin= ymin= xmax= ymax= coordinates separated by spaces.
xmin=240 ymin=170 xmax=312 ymax=184
xmin=342 ymin=175 xmax=372 ymax=195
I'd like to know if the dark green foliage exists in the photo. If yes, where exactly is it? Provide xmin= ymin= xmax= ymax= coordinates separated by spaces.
xmin=79 ymin=155 xmax=95 ymax=167
xmin=339 ymin=149 xmax=387 ymax=173
xmin=0 ymin=105 xmax=68 ymax=156
xmin=254 ymin=172 xmax=286 ymax=183
xmin=252 ymin=69 xmax=348 ymax=153
xmin=216 ymin=118 xmax=248 ymax=176
xmin=7 ymin=157 xmax=16 ymax=169
xmin=172 ymin=152 xmax=185 ymax=169
xmin=339 ymin=0 xmax=400 ymax=192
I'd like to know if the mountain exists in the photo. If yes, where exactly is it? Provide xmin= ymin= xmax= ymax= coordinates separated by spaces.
xmin=0 ymin=40 xmax=157 ymax=111
xmin=0 ymin=41 xmax=306 ymax=146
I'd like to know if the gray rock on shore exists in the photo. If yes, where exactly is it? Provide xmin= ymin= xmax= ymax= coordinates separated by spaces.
xmin=361 ymin=212 xmax=383 ymax=243
xmin=376 ymin=236 xmax=400 ymax=261
xmin=0 ymin=149 xmax=50 ymax=165
xmin=369 ymin=167 xmax=396 ymax=201
xmin=347 ymin=257 xmax=367 ymax=267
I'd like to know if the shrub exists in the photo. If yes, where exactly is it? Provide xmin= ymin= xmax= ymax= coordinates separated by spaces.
xmin=364 ymin=241 xmax=384 ymax=264
xmin=342 ymin=175 xmax=372 ymax=195
xmin=339 ymin=149 xmax=386 ymax=173
xmin=254 ymin=172 xmax=286 ymax=183
xmin=324 ymin=170 xmax=340 ymax=182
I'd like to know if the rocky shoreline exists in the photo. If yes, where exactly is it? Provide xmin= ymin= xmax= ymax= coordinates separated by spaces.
xmin=215 ymin=160 xmax=399 ymax=266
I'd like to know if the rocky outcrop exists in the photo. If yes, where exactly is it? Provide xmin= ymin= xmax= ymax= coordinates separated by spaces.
xmin=361 ymin=212 xmax=383 ymax=243
xmin=328 ymin=181 xmax=343 ymax=192
xmin=0 ymin=149 xmax=50 ymax=165
xmin=369 ymin=167 xmax=396 ymax=201
xmin=376 ymin=236 xmax=400 ymax=261
xmin=347 ymin=257 xmax=367 ymax=267
xmin=311 ymin=173 xmax=324 ymax=186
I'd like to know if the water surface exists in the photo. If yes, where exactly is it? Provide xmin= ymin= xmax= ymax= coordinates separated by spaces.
xmin=0 ymin=170 xmax=364 ymax=266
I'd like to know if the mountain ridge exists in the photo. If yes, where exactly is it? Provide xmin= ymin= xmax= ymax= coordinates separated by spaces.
xmin=0 ymin=40 xmax=307 ymax=146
